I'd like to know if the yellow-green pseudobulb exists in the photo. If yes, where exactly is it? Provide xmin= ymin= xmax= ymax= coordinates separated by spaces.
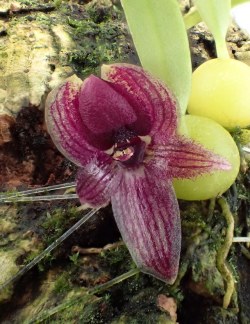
xmin=188 ymin=58 xmax=250 ymax=129
xmin=173 ymin=115 xmax=240 ymax=200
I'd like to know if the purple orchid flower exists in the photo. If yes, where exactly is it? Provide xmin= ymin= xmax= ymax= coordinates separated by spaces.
xmin=45 ymin=64 xmax=230 ymax=284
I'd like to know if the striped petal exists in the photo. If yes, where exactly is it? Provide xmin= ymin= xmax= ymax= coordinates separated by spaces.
xmin=45 ymin=75 xmax=101 ymax=166
xmin=101 ymin=64 xmax=178 ymax=140
xmin=149 ymin=136 xmax=231 ymax=178
xmin=76 ymin=156 xmax=121 ymax=208
xmin=111 ymin=167 xmax=181 ymax=283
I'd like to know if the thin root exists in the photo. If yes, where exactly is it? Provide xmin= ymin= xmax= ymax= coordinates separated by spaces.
xmin=72 ymin=241 xmax=124 ymax=255
xmin=217 ymin=197 xmax=235 ymax=309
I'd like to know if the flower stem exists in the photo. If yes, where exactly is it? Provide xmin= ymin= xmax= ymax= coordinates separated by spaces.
xmin=217 ymin=197 xmax=235 ymax=309
xmin=0 ymin=207 xmax=99 ymax=293
xmin=216 ymin=38 xmax=230 ymax=59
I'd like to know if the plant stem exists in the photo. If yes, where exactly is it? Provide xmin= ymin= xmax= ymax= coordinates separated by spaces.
xmin=216 ymin=38 xmax=230 ymax=59
xmin=0 ymin=207 xmax=99 ymax=292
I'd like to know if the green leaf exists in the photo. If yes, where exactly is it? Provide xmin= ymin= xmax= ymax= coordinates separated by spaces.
xmin=193 ymin=0 xmax=231 ymax=58
xmin=121 ymin=0 xmax=191 ymax=114
xmin=184 ymin=0 xmax=249 ymax=30
xmin=232 ymin=0 xmax=250 ymax=6
xmin=184 ymin=7 xmax=202 ymax=29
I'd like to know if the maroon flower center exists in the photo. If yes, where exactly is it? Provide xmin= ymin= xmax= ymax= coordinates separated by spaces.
xmin=111 ymin=127 xmax=146 ymax=167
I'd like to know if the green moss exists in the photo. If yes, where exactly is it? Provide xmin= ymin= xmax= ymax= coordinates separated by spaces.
xmin=18 ymin=0 xmax=41 ymax=5
xmin=53 ymin=0 xmax=63 ymax=9
xmin=77 ymin=298 xmax=114 ymax=324
xmin=35 ymin=13 xmax=52 ymax=26
xmin=112 ymin=314 xmax=174 ymax=324
xmin=53 ymin=272 xmax=71 ymax=295
xmin=0 ymin=52 xmax=8 ymax=59
xmin=191 ymin=245 xmax=225 ymax=297
xmin=100 ymin=244 xmax=132 ymax=275
xmin=24 ymin=249 xmax=55 ymax=272
xmin=42 ymin=206 xmax=81 ymax=245
xmin=181 ymin=202 xmax=213 ymax=242
xmin=196 ymin=306 xmax=239 ymax=324
xmin=69 ymin=251 xmax=80 ymax=266
xmin=67 ymin=3 xmax=133 ymax=77
xmin=110 ymin=287 xmax=174 ymax=324
xmin=0 ymin=251 xmax=20 ymax=302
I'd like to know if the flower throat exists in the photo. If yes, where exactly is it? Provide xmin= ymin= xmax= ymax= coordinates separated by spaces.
xmin=112 ymin=127 xmax=146 ymax=167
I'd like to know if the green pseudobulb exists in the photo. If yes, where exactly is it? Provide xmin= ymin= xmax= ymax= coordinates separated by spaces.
xmin=188 ymin=58 xmax=250 ymax=129
xmin=173 ymin=115 xmax=240 ymax=200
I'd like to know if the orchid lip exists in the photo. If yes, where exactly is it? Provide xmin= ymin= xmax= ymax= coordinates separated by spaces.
xmin=111 ymin=135 xmax=147 ymax=168
xmin=109 ymin=134 xmax=152 ymax=167
xmin=112 ymin=146 xmax=135 ymax=162
xmin=107 ymin=127 xmax=150 ymax=168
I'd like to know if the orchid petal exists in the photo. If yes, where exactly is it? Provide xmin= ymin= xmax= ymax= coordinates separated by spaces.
xmin=149 ymin=136 xmax=231 ymax=179
xmin=45 ymin=75 xmax=100 ymax=166
xmin=78 ymin=75 xmax=137 ymax=150
xmin=76 ymin=155 xmax=121 ymax=208
xmin=101 ymin=64 xmax=178 ymax=139
xmin=111 ymin=167 xmax=181 ymax=283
